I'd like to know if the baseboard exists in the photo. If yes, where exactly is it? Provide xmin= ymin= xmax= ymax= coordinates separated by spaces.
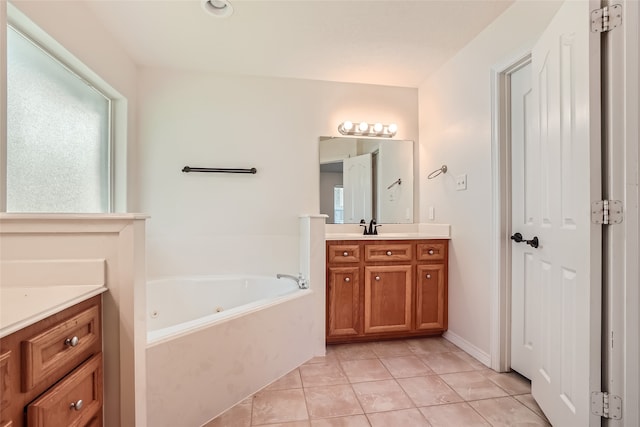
xmin=443 ymin=330 xmax=491 ymax=368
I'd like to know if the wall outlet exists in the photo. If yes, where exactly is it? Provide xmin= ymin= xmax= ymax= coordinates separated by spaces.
xmin=456 ymin=174 xmax=467 ymax=191
xmin=428 ymin=206 xmax=435 ymax=220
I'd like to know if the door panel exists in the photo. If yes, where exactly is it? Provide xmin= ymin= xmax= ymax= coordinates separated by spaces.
xmin=343 ymin=153 xmax=372 ymax=223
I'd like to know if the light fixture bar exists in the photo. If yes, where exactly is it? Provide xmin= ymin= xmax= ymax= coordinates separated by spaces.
xmin=338 ymin=121 xmax=398 ymax=138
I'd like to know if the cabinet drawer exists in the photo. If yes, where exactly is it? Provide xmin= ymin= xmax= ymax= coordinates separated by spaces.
xmin=364 ymin=244 xmax=412 ymax=262
xmin=328 ymin=244 xmax=360 ymax=263
xmin=416 ymin=242 xmax=447 ymax=261
xmin=27 ymin=353 xmax=102 ymax=427
xmin=22 ymin=305 xmax=100 ymax=392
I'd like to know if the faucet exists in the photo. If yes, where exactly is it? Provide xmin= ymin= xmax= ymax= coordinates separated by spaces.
xmin=276 ymin=273 xmax=309 ymax=289
xmin=359 ymin=219 xmax=381 ymax=235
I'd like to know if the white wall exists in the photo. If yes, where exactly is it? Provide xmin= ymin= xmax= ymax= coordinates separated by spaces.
xmin=418 ymin=0 xmax=562 ymax=356
xmin=138 ymin=68 xmax=418 ymax=278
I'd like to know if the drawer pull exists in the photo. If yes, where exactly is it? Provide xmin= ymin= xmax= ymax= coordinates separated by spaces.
xmin=344 ymin=277 xmax=351 ymax=283
xmin=386 ymin=251 xmax=392 ymax=256
xmin=343 ymin=251 xmax=349 ymax=257
xmin=70 ymin=399 xmax=84 ymax=411
xmin=64 ymin=336 xmax=80 ymax=347
xmin=375 ymin=276 xmax=381 ymax=281
xmin=426 ymin=274 xmax=432 ymax=279
xmin=428 ymin=249 xmax=435 ymax=255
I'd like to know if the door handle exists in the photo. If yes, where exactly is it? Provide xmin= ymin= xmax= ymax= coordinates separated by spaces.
xmin=511 ymin=233 xmax=539 ymax=249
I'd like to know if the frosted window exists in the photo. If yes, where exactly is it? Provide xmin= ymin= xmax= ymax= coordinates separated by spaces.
xmin=7 ymin=27 xmax=111 ymax=212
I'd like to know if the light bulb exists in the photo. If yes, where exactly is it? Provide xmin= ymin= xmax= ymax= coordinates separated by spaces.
xmin=373 ymin=123 xmax=383 ymax=133
xmin=342 ymin=121 xmax=353 ymax=131
xmin=359 ymin=122 xmax=369 ymax=132
xmin=388 ymin=123 xmax=398 ymax=134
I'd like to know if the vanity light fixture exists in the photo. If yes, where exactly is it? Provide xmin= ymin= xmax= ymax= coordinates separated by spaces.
xmin=338 ymin=121 xmax=398 ymax=138
xmin=201 ymin=0 xmax=234 ymax=18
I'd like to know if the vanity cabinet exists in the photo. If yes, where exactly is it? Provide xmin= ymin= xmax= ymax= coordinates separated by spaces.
xmin=0 ymin=296 xmax=103 ymax=427
xmin=326 ymin=239 xmax=448 ymax=343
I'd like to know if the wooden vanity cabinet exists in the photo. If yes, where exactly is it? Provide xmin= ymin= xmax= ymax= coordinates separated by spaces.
xmin=326 ymin=239 xmax=448 ymax=343
xmin=0 ymin=296 xmax=103 ymax=427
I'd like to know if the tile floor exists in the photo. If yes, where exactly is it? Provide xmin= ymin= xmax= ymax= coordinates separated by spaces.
xmin=205 ymin=337 xmax=551 ymax=427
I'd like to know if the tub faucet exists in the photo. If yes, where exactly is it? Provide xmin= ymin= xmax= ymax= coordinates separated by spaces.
xmin=277 ymin=273 xmax=309 ymax=289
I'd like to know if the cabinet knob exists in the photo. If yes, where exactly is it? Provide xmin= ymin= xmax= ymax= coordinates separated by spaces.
xmin=70 ymin=399 xmax=84 ymax=411
xmin=428 ymin=249 xmax=435 ymax=255
xmin=426 ymin=274 xmax=432 ymax=279
xmin=344 ymin=277 xmax=350 ymax=283
xmin=343 ymin=251 xmax=349 ymax=257
xmin=64 ymin=336 xmax=80 ymax=347
xmin=375 ymin=276 xmax=381 ymax=281
xmin=386 ymin=251 xmax=392 ymax=256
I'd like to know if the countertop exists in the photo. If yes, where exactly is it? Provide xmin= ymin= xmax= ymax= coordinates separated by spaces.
xmin=325 ymin=223 xmax=451 ymax=241
xmin=0 ymin=285 xmax=108 ymax=338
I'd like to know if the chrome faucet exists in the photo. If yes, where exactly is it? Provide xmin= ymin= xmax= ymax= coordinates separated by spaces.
xmin=276 ymin=273 xmax=309 ymax=289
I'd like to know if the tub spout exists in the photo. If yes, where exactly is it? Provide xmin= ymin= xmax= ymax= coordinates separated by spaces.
xmin=277 ymin=273 xmax=309 ymax=289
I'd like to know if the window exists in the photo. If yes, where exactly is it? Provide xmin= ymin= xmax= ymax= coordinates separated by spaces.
xmin=6 ymin=26 xmax=112 ymax=213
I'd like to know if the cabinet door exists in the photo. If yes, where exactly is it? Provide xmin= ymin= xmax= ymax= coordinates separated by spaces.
xmin=364 ymin=265 xmax=412 ymax=334
xmin=327 ymin=267 xmax=360 ymax=338
xmin=416 ymin=264 xmax=446 ymax=331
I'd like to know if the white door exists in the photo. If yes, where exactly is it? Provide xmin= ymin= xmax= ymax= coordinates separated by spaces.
xmin=511 ymin=0 xmax=602 ymax=425
xmin=343 ymin=153 xmax=372 ymax=223
xmin=510 ymin=60 xmax=534 ymax=380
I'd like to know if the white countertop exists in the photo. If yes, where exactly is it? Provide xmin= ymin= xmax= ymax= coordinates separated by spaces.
xmin=325 ymin=223 xmax=451 ymax=241
xmin=0 ymin=285 xmax=108 ymax=338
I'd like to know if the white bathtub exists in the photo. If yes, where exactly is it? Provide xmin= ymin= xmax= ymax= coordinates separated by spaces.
xmin=145 ymin=275 xmax=318 ymax=427
xmin=147 ymin=275 xmax=301 ymax=345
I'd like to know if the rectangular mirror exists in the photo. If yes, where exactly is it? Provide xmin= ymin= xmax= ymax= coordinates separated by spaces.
xmin=319 ymin=137 xmax=413 ymax=224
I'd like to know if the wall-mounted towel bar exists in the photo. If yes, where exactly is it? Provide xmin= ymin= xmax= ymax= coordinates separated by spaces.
xmin=427 ymin=165 xmax=447 ymax=179
xmin=387 ymin=178 xmax=402 ymax=189
xmin=182 ymin=166 xmax=257 ymax=174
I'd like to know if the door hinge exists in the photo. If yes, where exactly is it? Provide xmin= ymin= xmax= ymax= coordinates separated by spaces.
xmin=591 ymin=200 xmax=623 ymax=225
xmin=591 ymin=391 xmax=622 ymax=419
xmin=591 ymin=4 xmax=622 ymax=33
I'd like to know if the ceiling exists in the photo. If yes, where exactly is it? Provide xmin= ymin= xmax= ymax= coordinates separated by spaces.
xmin=85 ymin=0 xmax=514 ymax=88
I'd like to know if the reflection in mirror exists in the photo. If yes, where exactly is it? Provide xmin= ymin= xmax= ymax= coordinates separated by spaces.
xmin=319 ymin=137 xmax=413 ymax=224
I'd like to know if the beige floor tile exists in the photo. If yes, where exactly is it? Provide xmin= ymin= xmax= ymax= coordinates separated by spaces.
xmin=514 ymin=394 xmax=551 ymax=421
xmin=266 ymin=369 xmax=303 ymax=391
xmin=304 ymin=384 xmax=364 ymax=419
xmin=309 ymin=415 xmax=371 ymax=427
xmin=380 ymin=355 xmax=435 ymax=378
xmin=254 ymin=422 xmax=311 ymax=427
xmin=482 ymin=370 xmax=531 ymax=395
xmin=440 ymin=371 xmax=509 ymax=401
xmin=468 ymin=396 xmax=551 ymax=426
xmin=340 ymin=359 xmax=393 ymax=383
xmin=406 ymin=337 xmax=459 ymax=355
xmin=366 ymin=408 xmax=431 ymax=427
xmin=252 ymin=389 xmax=309 ymax=425
xmin=451 ymin=351 xmax=488 ymax=370
xmin=397 ymin=375 xmax=463 ymax=407
xmin=331 ymin=343 xmax=378 ymax=361
xmin=305 ymin=347 xmax=340 ymax=365
xmin=420 ymin=351 xmax=476 ymax=374
xmin=370 ymin=340 xmax=414 ymax=358
xmin=204 ymin=399 xmax=252 ymax=427
xmin=300 ymin=363 xmax=349 ymax=387
xmin=352 ymin=379 xmax=414 ymax=413
xmin=419 ymin=402 xmax=490 ymax=426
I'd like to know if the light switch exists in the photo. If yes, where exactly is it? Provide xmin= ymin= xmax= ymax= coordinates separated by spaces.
xmin=456 ymin=174 xmax=467 ymax=191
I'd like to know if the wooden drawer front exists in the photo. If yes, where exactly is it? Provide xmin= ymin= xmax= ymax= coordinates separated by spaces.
xmin=1 ymin=421 xmax=13 ymax=427
xmin=416 ymin=264 xmax=446 ymax=331
xmin=416 ymin=242 xmax=446 ymax=262
xmin=0 ymin=351 xmax=11 ymax=412
xmin=328 ymin=244 xmax=360 ymax=263
xmin=22 ymin=305 xmax=100 ymax=392
xmin=365 ymin=244 xmax=412 ymax=262
xmin=27 ymin=353 xmax=102 ymax=427
xmin=327 ymin=267 xmax=360 ymax=337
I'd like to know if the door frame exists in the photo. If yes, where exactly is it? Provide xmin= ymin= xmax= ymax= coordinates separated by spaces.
xmin=489 ymin=50 xmax=532 ymax=373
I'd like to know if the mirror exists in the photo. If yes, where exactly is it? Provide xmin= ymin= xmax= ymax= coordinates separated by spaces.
xmin=319 ymin=137 xmax=413 ymax=224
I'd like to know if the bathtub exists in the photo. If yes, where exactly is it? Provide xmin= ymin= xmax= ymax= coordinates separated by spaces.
xmin=145 ymin=275 xmax=320 ymax=427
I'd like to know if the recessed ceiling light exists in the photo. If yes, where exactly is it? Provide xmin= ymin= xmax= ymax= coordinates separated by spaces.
xmin=201 ymin=0 xmax=233 ymax=18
